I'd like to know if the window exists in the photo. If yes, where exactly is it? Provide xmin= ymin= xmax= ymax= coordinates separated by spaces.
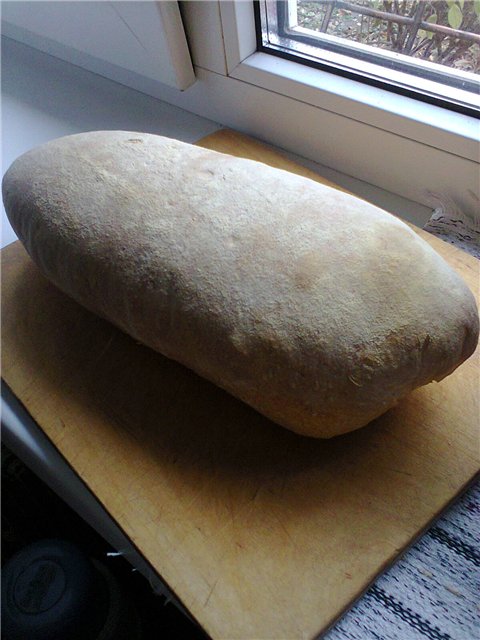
xmin=256 ymin=0 xmax=480 ymax=115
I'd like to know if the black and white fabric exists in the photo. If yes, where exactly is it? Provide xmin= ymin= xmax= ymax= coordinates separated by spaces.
xmin=325 ymin=482 xmax=479 ymax=640
xmin=424 ymin=206 xmax=480 ymax=260
xmin=325 ymin=211 xmax=480 ymax=640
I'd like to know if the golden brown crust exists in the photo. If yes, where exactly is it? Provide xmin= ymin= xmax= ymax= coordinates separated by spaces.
xmin=3 ymin=131 xmax=479 ymax=437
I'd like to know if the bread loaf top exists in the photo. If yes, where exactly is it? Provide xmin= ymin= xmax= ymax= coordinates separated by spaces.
xmin=3 ymin=131 xmax=478 ymax=437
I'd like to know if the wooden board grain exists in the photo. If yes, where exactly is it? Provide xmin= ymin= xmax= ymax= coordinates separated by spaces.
xmin=2 ymin=130 xmax=479 ymax=640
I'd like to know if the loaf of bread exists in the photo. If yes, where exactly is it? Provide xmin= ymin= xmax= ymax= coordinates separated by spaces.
xmin=3 ymin=131 xmax=478 ymax=437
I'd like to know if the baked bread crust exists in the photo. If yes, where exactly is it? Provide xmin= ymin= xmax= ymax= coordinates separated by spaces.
xmin=3 ymin=131 xmax=478 ymax=437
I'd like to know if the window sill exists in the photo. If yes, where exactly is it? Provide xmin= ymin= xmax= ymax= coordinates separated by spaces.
xmin=230 ymin=52 xmax=479 ymax=162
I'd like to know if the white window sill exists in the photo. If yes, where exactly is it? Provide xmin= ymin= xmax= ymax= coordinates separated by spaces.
xmin=230 ymin=52 xmax=479 ymax=162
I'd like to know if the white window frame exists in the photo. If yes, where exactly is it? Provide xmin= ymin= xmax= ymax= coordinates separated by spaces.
xmin=176 ymin=0 xmax=479 ymax=222
xmin=262 ymin=0 xmax=480 ymax=114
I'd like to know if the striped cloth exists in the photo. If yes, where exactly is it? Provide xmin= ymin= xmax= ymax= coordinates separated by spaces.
xmin=325 ymin=482 xmax=479 ymax=640
xmin=324 ymin=211 xmax=480 ymax=640
xmin=423 ymin=207 xmax=480 ymax=260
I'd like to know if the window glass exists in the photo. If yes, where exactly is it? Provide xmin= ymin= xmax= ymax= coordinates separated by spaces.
xmin=256 ymin=1 xmax=480 ymax=114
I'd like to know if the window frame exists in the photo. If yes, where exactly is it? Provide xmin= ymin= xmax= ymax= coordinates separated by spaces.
xmin=204 ymin=0 xmax=478 ymax=152
xmin=257 ymin=0 xmax=480 ymax=118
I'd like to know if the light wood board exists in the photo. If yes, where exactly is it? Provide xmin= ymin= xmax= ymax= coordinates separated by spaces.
xmin=2 ymin=130 xmax=479 ymax=640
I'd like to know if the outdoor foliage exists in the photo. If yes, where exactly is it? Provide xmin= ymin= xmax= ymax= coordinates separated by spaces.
xmin=297 ymin=0 xmax=480 ymax=74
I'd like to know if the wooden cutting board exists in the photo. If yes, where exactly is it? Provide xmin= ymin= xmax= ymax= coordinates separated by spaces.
xmin=2 ymin=130 xmax=479 ymax=640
